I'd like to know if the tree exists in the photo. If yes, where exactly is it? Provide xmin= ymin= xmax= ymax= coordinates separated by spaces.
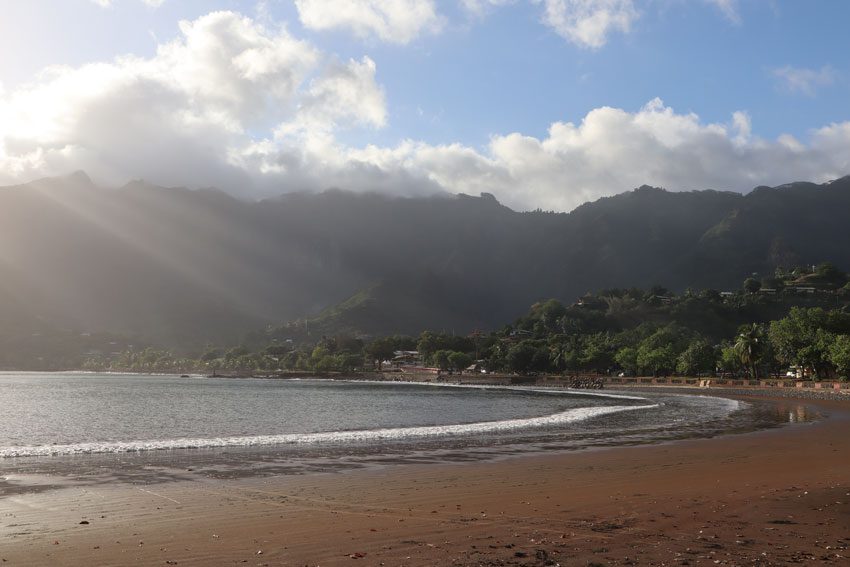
xmin=314 ymin=354 xmax=337 ymax=372
xmin=337 ymin=353 xmax=364 ymax=372
xmin=417 ymin=331 xmax=474 ymax=362
xmin=448 ymin=351 xmax=473 ymax=373
xmin=334 ymin=335 xmax=364 ymax=355
xmin=699 ymin=289 xmax=722 ymax=302
xmin=718 ymin=344 xmax=741 ymax=375
xmin=580 ymin=333 xmax=614 ymax=373
xmin=310 ymin=345 xmax=330 ymax=370
xmin=549 ymin=336 xmax=581 ymax=372
xmin=282 ymin=350 xmax=305 ymax=370
xmin=637 ymin=344 xmax=676 ymax=376
xmin=829 ymin=335 xmax=850 ymax=379
xmin=743 ymin=278 xmax=761 ymax=294
xmin=614 ymin=347 xmax=638 ymax=376
xmin=734 ymin=323 xmax=764 ymax=379
xmin=815 ymin=262 xmax=846 ymax=284
xmin=225 ymin=346 xmax=250 ymax=361
xmin=200 ymin=348 xmax=222 ymax=362
xmin=506 ymin=341 xmax=539 ymax=373
xmin=531 ymin=299 xmax=567 ymax=332
xmin=263 ymin=345 xmax=290 ymax=358
xmin=676 ymin=340 xmax=716 ymax=376
xmin=366 ymin=337 xmax=397 ymax=370
xmin=529 ymin=346 xmax=552 ymax=372
xmin=432 ymin=349 xmax=453 ymax=371
xmin=768 ymin=307 xmax=834 ymax=378
xmin=633 ymin=324 xmax=689 ymax=376
xmin=417 ymin=331 xmax=439 ymax=360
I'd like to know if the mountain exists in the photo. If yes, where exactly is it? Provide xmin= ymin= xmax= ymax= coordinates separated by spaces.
xmin=1 ymin=172 xmax=849 ymax=360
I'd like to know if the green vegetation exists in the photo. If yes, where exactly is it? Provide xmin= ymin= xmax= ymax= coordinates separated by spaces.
xmin=80 ymin=264 xmax=850 ymax=381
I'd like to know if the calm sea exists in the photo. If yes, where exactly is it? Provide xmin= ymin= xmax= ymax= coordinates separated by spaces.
xmin=0 ymin=374 xmax=799 ymax=478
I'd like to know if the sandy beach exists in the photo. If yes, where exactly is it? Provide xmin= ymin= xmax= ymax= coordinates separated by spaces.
xmin=1 ymin=393 xmax=849 ymax=566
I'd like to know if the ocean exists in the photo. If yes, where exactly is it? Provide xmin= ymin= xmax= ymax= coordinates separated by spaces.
xmin=0 ymin=373 xmax=799 ymax=480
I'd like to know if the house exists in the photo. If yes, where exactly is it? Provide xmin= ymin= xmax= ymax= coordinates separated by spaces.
xmin=392 ymin=350 xmax=420 ymax=367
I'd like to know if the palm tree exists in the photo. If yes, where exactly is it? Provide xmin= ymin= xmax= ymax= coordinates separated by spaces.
xmin=549 ymin=335 xmax=580 ymax=373
xmin=549 ymin=340 xmax=568 ymax=372
xmin=734 ymin=323 xmax=764 ymax=379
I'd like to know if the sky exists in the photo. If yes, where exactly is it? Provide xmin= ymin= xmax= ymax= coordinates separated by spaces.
xmin=0 ymin=0 xmax=848 ymax=211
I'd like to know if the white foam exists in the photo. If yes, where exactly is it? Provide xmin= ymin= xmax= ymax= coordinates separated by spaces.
xmin=347 ymin=379 xmax=652 ymax=402
xmin=0 ymin=403 xmax=656 ymax=458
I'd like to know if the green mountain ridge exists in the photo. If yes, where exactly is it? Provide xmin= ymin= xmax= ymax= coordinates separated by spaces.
xmin=1 ymin=172 xmax=849 ymax=360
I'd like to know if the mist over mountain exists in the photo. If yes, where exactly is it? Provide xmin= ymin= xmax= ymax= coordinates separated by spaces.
xmin=1 ymin=172 xmax=849 ymax=359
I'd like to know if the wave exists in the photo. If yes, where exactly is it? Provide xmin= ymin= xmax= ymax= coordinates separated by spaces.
xmin=0 ymin=402 xmax=657 ymax=458
xmin=415 ymin=382 xmax=653 ymax=401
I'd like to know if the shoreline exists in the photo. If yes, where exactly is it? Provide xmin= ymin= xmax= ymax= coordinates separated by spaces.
xmin=10 ymin=367 xmax=850 ymax=403
xmin=0 ymin=382 xmax=786 ymax=466
xmin=1 ymin=393 xmax=849 ymax=565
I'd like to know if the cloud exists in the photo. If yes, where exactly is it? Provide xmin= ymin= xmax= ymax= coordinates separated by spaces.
xmin=461 ymin=0 xmax=516 ymax=17
xmin=294 ymin=0 xmax=443 ymax=44
xmin=295 ymin=0 xmax=635 ymax=48
xmin=2 ymin=12 xmax=849 ymax=213
xmin=705 ymin=0 xmax=740 ymax=24
xmin=294 ymin=56 xmax=387 ymax=130
xmin=534 ymin=0 xmax=638 ymax=48
xmin=90 ymin=0 xmax=166 ymax=7
xmin=234 ymin=98 xmax=850 ymax=212
xmin=773 ymin=65 xmax=836 ymax=96
xmin=0 ymin=11 xmax=379 ymax=191
xmin=731 ymin=110 xmax=751 ymax=145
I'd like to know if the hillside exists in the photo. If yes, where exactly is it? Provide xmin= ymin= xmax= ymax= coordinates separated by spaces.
xmin=1 ymin=172 xmax=849 ymax=363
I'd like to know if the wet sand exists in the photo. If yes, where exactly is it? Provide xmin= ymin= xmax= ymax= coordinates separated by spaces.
xmin=1 ymin=395 xmax=849 ymax=566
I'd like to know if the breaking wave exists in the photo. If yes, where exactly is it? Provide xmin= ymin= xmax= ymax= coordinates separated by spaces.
xmin=0 ymin=401 xmax=657 ymax=458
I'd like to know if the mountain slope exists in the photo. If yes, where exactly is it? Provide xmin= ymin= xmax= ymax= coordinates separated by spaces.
xmin=1 ymin=173 xmax=848 ymax=352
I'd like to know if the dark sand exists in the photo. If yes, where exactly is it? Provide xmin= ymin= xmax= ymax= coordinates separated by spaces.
xmin=1 ymin=394 xmax=848 ymax=566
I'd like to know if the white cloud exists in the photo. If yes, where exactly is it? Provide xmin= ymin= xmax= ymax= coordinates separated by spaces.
xmin=535 ymin=0 xmax=638 ymax=48
xmin=0 ymin=11 xmax=381 ymax=191
xmin=295 ymin=0 xmax=635 ymax=48
xmin=296 ymin=56 xmax=387 ymax=130
xmin=462 ymin=0 xmax=516 ymax=16
xmin=90 ymin=0 xmax=166 ymax=7
xmin=731 ymin=110 xmax=751 ymax=145
xmin=294 ymin=0 xmax=443 ymax=44
xmin=2 ymin=12 xmax=849 ymax=213
xmin=773 ymin=65 xmax=836 ymax=96
xmin=237 ymin=98 xmax=850 ymax=212
xmin=706 ymin=0 xmax=740 ymax=24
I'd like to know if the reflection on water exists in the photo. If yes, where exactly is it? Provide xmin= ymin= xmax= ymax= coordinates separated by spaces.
xmin=784 ymin=403 xmax=812 ymax=423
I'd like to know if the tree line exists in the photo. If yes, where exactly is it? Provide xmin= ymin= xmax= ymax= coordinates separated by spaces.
xmin=82 ymin=263 xmax=850 ymax=380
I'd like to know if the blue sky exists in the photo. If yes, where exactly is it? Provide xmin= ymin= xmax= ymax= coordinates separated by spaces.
xmin=1 ymin=0 xmax=848 ymax=210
